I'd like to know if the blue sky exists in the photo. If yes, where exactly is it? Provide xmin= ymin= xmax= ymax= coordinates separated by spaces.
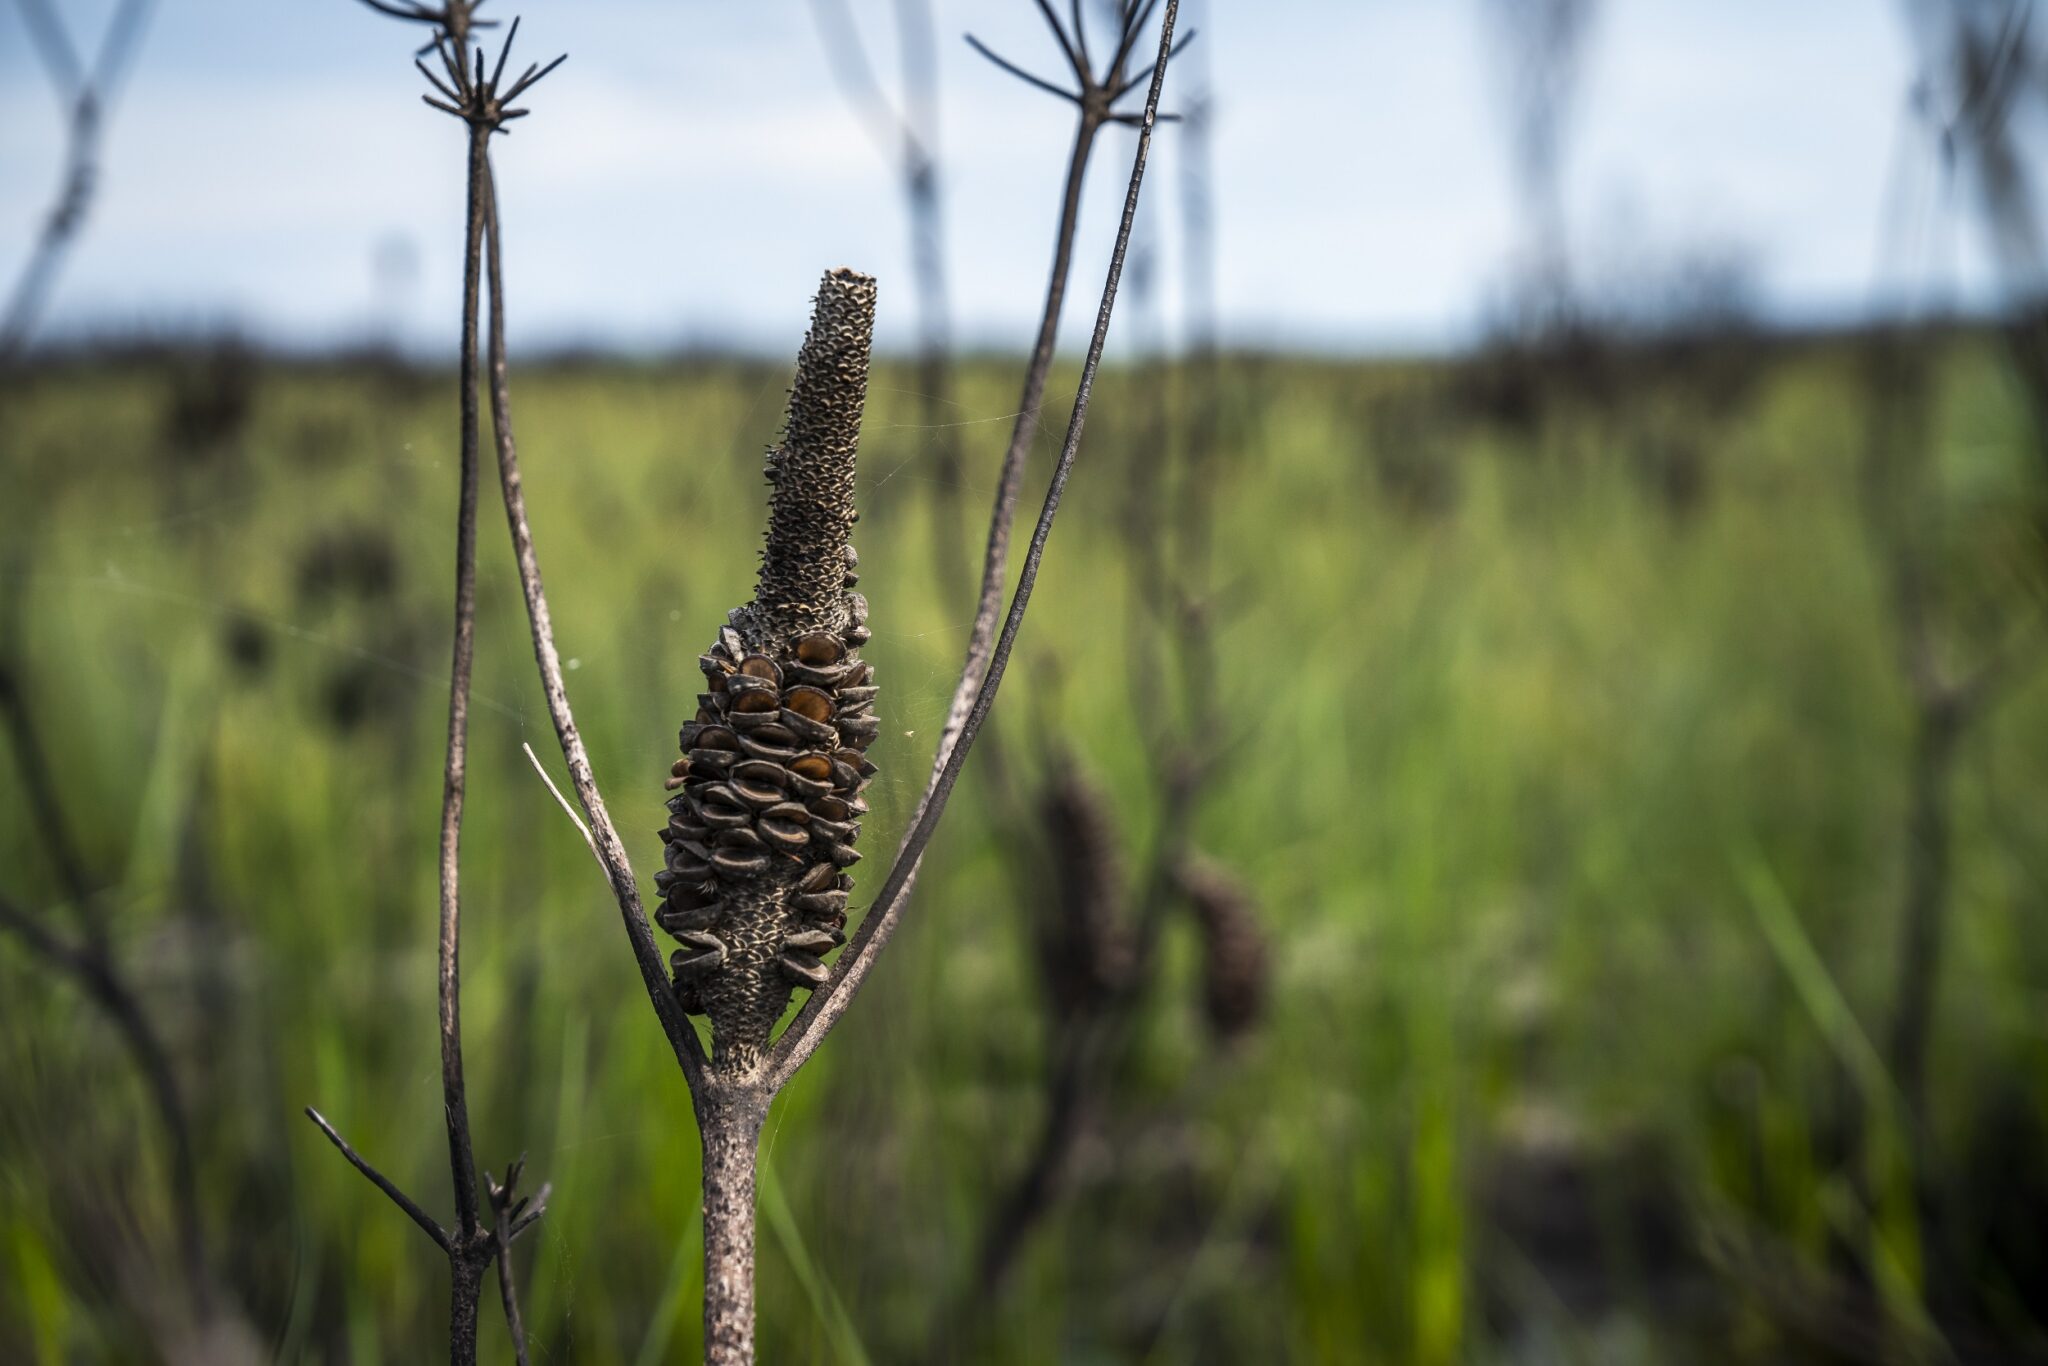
xmin=0 ymin=0 xmax=1994 ymax=355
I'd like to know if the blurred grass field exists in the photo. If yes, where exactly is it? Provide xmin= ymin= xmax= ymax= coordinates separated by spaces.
xmin=3 ymin=337 xmax=2047 ymax=1363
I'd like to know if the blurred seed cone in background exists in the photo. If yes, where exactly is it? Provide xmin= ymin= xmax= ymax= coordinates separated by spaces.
xmin=656 ymin=268 xmax=879 ymax=1068
xmin=1175 ymin=853 xmax=1269 ymax=1042
xmin=1033 ymin=755 xmax=1134 ymax=1018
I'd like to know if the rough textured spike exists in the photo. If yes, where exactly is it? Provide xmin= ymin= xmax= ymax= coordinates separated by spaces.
xmin=657 ymin=268 xmax=879 ymax=1072
xmin=751 ymin=268 xmax=875 ymax=636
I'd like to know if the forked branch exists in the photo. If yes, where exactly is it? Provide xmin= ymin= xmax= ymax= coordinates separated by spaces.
xmin=769 ymin=0 xmax=1185 ymax=1090
xmin=308 ymin=16 xmax=559 ymax=1364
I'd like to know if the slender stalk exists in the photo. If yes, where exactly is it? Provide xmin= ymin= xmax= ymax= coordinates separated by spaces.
xmin=310 ymin=25 xmax=563 ymax=1362
xmin=696 ymin=1085 xmax=771 ymax=1364
xmin=493 ymin=1202 xmax=531 ymax=1366
xmin=936 ymin=112 xmax=1098 ymax=777
xmin=770 ymin=0 xmax=1183 ymax=1091
xmin=480 ymin=169 xmax=708 ymax=1090
xmin=434 ymin=115 xmax=491 ymax=1270
xmin=449 ymin=1257 xmax=486 ymax=1366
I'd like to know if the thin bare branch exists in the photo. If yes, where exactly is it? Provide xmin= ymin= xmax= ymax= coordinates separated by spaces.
xmin=771 ymin=0 xmax=1183 ymax=1090
xmin=322 ymin=14 xmax=569 ymax=1360
xmin=305 ymin=1107 xmax=452 ymax=1253
xmin=417 ymin=56 xmax=463 ymax=105
xmin=523 ymin=741 xmax=596 ymax=857
xmin=423 ymin=117 xmax=493 ymax=1255
xmin=480 ymin=170 xmax=709 ymax=1089
xmin=964 ymin=33 xmax=1081 ymax=105
xmin=1107 ymin=0 xmax=1164 ymax=81
xmin=1113 ymin=28 xmax=1197 ymax=101
xmin=487 ymin=1159 xmax=542 ymax=1366
xmin=1033 ymin=0 xmax=1086 ymax=80
xmin=501 ymin=52 xmax=565 ymax=104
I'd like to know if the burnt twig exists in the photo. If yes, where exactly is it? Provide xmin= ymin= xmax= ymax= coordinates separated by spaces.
xmin=309 ymin=17 xmax=560 ymax=1364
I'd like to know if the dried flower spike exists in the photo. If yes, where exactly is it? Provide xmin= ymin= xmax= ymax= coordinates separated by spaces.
xmin=658 ymin=268 xmax=879 ymax=1069
xmin=1034 ymin=758 xmax=1132 ymax=1017
xmin=1175 ymin=854 xmax=1269 ymax=1041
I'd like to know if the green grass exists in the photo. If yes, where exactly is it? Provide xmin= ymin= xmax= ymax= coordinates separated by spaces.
xmin=1 ymin=340 xmax=2046 ymax=1363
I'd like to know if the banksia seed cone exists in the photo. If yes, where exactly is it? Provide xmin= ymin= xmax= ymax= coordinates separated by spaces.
xmin=1034 ymin=757 xmax=1132 ymax=1018
xmin=655 ymin=268 xmax=879 ymax=1067
xmin=1174 ymin=854 xmax=1268 ymax=1042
